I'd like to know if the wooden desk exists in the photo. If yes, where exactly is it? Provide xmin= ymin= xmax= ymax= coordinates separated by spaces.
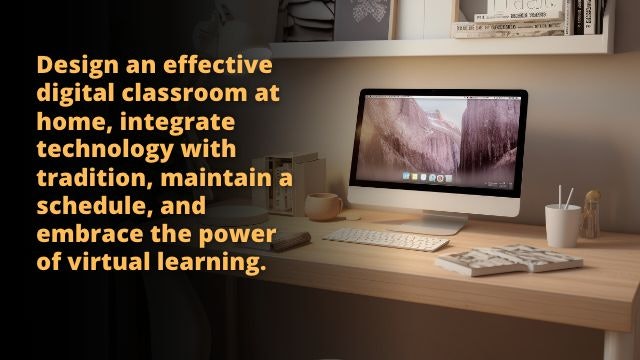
xmin=245 ymin=209 xmax=640 ymax=360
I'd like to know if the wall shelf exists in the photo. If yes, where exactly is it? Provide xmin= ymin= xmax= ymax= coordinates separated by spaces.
xmin=270 ymin=0 xmax=615 ymax=59
xmin=271 ymin=34 xmax=612 ymax=58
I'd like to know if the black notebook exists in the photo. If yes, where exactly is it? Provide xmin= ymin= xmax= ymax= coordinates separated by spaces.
xmin=240 ymin=231 xmax=311 ymax=252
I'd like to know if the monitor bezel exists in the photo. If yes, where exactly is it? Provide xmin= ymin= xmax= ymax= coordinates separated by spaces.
xmin=349 ymin=88 xmax=528 ymax=199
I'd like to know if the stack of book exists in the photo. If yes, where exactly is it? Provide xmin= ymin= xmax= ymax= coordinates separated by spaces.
xmin=452 ymin=0 xmax=607 ymax=39
xmin=277 ymin=0 xmax=336 ymax=42
xmin=572 ymin=0 xmax=608 ymax=35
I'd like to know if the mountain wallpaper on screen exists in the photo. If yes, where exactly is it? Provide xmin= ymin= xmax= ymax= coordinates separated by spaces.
xmin=356 ymin=97 xmax=520 ymax=189
xmin=459 ymin=99 xmax=520 ymax=173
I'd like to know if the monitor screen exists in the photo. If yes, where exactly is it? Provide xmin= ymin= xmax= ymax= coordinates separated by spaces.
xmin=350 ymin=89 xmax=527 ymax=198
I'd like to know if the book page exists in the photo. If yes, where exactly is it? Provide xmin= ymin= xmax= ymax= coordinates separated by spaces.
xmin=444 ymin=249 xmax=518 ymax=269
xmin=485 ymin=245 xmax=582 ymax=266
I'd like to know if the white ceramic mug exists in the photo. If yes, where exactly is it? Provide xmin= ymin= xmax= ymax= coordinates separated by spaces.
xmin=305 ymin=193 xmax=343 ymax=221
xmin=545 ymin=204 xmax=582 ymax=248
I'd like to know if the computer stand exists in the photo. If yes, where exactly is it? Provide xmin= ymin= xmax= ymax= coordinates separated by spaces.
xmin=391 ymin=211 xmax=468 ymax=236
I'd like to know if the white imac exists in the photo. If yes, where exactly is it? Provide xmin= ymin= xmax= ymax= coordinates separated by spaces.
xmin=348 ymin=89 xmax=528 ymax=235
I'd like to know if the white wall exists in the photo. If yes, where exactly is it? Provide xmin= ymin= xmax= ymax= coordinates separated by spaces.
xmin=243 ymin=0 xmax=640 ymax=233
xmin=231 ymin=2 xmax=639 ymax=359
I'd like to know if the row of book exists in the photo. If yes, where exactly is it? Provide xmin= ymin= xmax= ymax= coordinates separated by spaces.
xmin=452 ymin=0 xmax=608 ymax=39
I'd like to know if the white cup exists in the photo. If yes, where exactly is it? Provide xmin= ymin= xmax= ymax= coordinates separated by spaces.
xmin=545 ymin=204 xmax=581 ymax=248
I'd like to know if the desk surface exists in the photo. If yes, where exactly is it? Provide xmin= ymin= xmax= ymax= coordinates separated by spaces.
xmin=248 ymin=209 xmax=640 ymax=332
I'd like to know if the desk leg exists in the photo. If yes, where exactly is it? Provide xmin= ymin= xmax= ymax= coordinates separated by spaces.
xmin=603 ymin=331 xmax=635 ymax=360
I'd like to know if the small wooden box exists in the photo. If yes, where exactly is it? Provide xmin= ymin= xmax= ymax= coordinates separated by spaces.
xmin=251 ymin=152 xmax=326 ymax=216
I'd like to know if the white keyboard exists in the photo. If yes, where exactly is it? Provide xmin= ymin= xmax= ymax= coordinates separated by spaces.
xmin=323 ymin=228 xmax=450 ymax=252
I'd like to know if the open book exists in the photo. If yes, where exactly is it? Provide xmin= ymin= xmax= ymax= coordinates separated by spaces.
xmin=436 ymin=244 xmax=583 ymax=277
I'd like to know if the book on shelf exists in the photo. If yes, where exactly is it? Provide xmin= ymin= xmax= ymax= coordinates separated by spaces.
xmin=569 ymin=0 xmax=607 ymax=36
xmin=488 ymin=0 xmax=563 ymax=16
xmin=463 ymin=0 xmax=608 ymax=38
xmin=238 ymin=231 xmax=311 ymax=252
xmin=574 ymin=0 xmax=585 ymax=34
xmin=564 ymin=0 xmax=574 ymax=35
xmin=436 ymin=244 xmax=583 ymax=277
xmin=271 ymin=162 xmax=293 ymax=212
xmin=584 ymin=0 xmax=596 ymax=34
xmin=474 ymin=10 xmax=563 ymax=23
xmin=452 ymin=21 xmax=564 ymax=38
xmin=598 ymin=0 xmax=607 ymax=34
xmin=584 ymin=0 xmax=602 ymax=35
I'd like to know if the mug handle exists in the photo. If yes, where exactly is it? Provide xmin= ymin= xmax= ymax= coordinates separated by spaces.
xmin=337 ymin=198 xmax=343 ymax=214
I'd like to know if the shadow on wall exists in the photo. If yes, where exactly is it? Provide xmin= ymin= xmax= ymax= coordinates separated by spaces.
xmin=515 ymin=127 xmax=628 ymax=232
xmin=614 ymin=0 xmax=640 ymax=53
xmin=328 ymin=176 xmax=347 ymax=201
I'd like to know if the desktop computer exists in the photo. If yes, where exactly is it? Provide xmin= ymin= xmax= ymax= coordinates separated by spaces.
xmin=348 ymin=89 xmax=528 ymax=235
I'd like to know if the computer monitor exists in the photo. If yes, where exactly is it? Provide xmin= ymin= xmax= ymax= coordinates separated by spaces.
xmin=348 ymin=89 xmax=528 ymax=235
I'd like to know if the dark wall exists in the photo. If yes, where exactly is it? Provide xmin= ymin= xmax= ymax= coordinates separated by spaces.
xmin=27 ymin=1 xmax=211 ymax=359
